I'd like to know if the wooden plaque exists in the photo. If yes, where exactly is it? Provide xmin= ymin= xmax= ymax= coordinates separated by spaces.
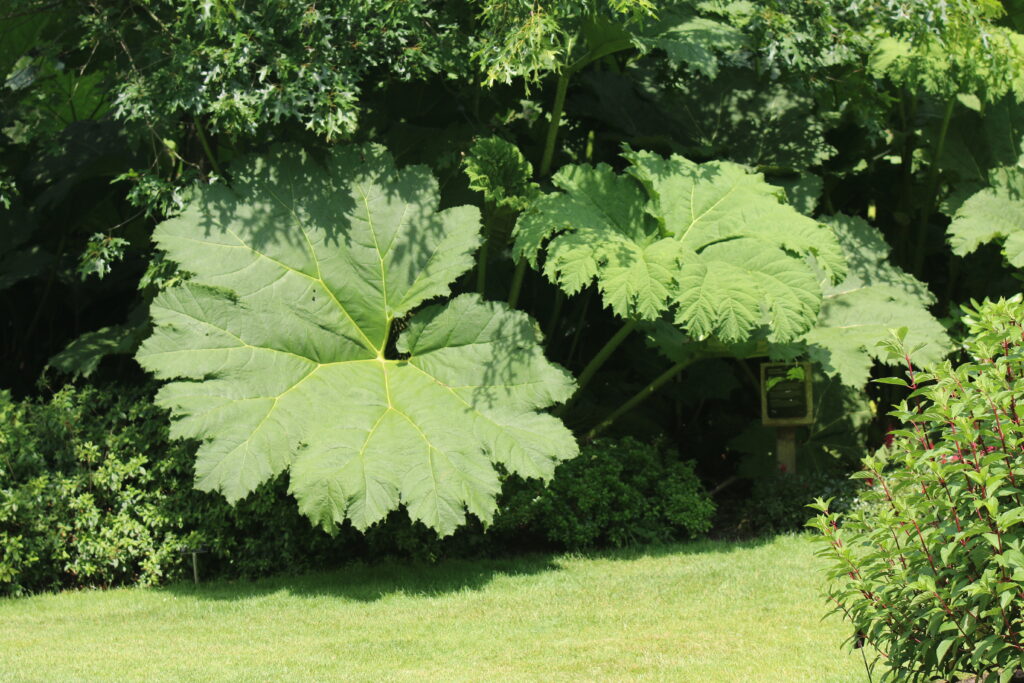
xmin=760 ymin=362 xmax=814 ymax=427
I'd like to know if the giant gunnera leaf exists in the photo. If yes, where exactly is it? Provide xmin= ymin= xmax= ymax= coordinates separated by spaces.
xmin=136 ymin=146 xmax=577 ymax=536
xmin=514 ymin=148 xmax=844 ymax=343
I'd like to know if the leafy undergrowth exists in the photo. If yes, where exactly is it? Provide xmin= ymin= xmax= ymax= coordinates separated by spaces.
xmin=1 ymin=535 xmax=867 ymax=682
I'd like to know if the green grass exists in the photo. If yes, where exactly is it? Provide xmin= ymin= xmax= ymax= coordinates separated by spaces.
xmin=1 ymin=534 xmax=868 ymax=682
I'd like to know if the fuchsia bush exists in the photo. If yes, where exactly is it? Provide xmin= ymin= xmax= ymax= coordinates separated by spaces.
xmin=811 ymin=297 xmax=1024 ymax=681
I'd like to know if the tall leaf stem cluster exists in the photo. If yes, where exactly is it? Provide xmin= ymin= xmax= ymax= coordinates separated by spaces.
xmin=508 ymin=28 xmax=638 ymax=308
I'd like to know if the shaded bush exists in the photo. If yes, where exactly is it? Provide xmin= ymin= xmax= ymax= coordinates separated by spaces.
xmin=494 ymin=437 xmax=715 ymax=549
xmin=0 ymin=384 xmax=360 ymax=595
xmin=0 ymin=384 xmax=196 ymax=594
xmin=0 ymin=388 xmax=715 ymax=594
xmin=734 ymin=470 xmax=860 ymax=535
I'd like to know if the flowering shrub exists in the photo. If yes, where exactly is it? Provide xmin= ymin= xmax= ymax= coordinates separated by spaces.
xmin=810 ymin=298 xmax=1024 ymax=680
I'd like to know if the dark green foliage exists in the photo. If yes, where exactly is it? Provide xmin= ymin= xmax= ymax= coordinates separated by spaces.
xmin=0 ymin=386 xmax=715 ymax=594
xmin=588 ymin=66 xmax=839 ymax=170
xmin=811 ymin=299 xmax=1024 ymax=680
xmin=88 ymin=0 xmax=474 ymax=140
xmin=0 ymin=383 xmax=356 ymax=594
xmin=495 ymin=437 xmax=715 ymax=549
xmin=736 ymin=471 xmax=860 ymax=535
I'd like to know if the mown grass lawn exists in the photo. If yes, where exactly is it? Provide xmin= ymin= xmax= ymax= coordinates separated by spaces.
xmin=1 ymin=534 xmax=868 ymax=682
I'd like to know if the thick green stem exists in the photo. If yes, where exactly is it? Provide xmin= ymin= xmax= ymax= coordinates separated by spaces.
xmin=514 ymin=39 xmax=633 ymax=309
xmin=912 ymin=97 xmax=955 ymax=275
xmin=543 ymin=290 xmax=565 ymax=348
xmin=537 ymin=39 xmax=632 ymax=178
xmin=509 ymin=66 xmax=565 ymax=308
xmin=556 ymin=319 xmax=637 ymax=418
xmin=194 ymin=116 xmax=223 ymax=178
xmin=507 ymin=258 xmax=527 ymax=308
xmin=586 ymin=359 xmax=692 ymax=440
xmin=510 ymin=68 xmax=567 ymax=309
xmin=576 ymin=318 xmax=637 ymax=392
xmin=539 ymin=71 xmax=570 ymax=178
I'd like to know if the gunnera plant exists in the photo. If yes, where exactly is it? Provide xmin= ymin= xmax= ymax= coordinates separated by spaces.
xmin=810 ymin=298 xmax=1024 ymax=681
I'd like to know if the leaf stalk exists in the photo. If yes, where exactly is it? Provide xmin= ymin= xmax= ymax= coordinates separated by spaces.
xmin=586 ymin=358 xmax=693 ymax=439
xmin=511 ymin=38 xmax=633 ymax=310
xmin=193 ymin=116 xmax=223 ymax=178
xmin=556 ymin=318 xmax=638 ymax=416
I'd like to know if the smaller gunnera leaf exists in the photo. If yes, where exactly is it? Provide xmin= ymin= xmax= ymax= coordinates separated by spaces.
xmin=947 ymin=167 xmax=1024 ymax=268
xmin=137 ymin=145 xmax=577 ymax=536
xmin=463 ymin=136 xmax=537 ymax=211
xmin=801 ymin=215 xmax=951 ymax=385
xmin=515 ymin=149 xmax=843 ymax=343
xmin=622 ymin=149 xmax=846 ymax=284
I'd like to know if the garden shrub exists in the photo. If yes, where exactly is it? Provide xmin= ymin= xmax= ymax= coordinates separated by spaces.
xmin=811 ymin=298 xmax=1024 ymax=681
xmin=494 ymin=437 xmax=715 ymax=549
xmin=0 ymin=384 xmax=198 ymax=595
xmin=736 ymin=470 xmax=860 ymax=535
xmin=0 ymin=383 xmax=363 ymax=595
xmin=0 ymin=387 xmax=715 ymax=595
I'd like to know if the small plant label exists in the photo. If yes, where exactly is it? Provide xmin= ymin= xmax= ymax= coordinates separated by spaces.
xmin=760 ymin=362 xmax=813 ymax=427
xmin=760 ymin=362 xmax=813 ymax=473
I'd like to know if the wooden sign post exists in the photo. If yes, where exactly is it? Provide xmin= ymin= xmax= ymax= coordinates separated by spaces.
xmin=760 ymin=362 xmax=814 ymax=474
